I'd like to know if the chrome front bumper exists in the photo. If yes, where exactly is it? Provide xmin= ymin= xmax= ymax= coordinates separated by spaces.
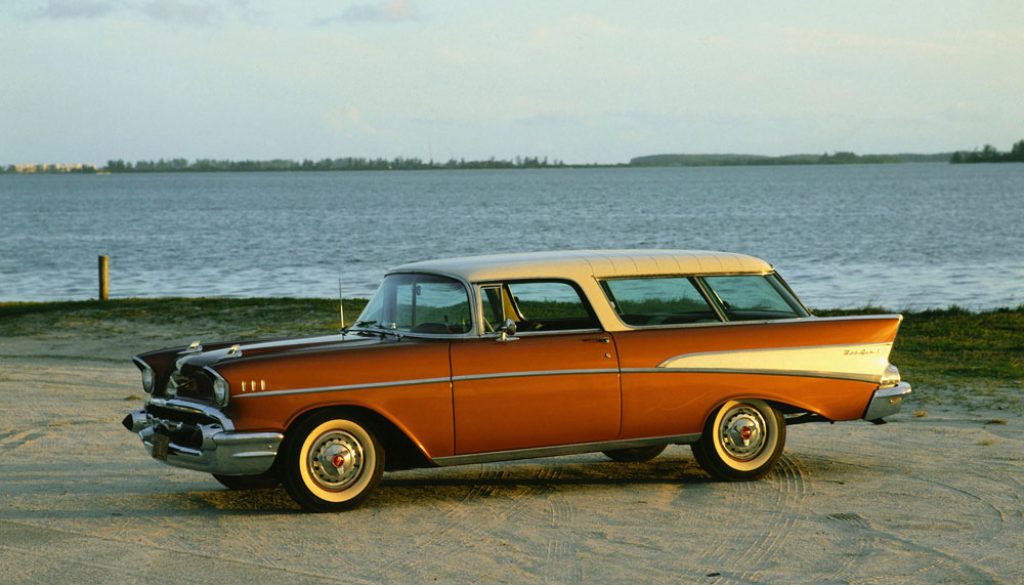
xmin=863 ymin=381 xmax=913 ymax=421
xmin=124 ymin=399 xmax=283 ymax=476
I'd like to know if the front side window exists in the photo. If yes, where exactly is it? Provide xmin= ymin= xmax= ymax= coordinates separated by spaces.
xmin=602 ymin=277 xmax=719 ymax=326
xmin=701 ymin=274 xmax=807 ymax=321
xmin=482 ymin=281 xmax=599 ymax=333
xmin=356 ymin=273 xmax=472 ymax=334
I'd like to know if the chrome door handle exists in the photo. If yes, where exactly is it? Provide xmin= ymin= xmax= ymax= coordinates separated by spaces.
xmin=582 ymin=337 xmax=610 ymax=344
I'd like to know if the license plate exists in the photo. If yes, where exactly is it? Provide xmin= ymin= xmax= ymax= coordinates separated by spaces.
xmin=151 ymin=432 xmax=170 ymax=461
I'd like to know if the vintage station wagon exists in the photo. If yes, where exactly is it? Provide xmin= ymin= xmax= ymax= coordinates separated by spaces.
xmin=124 ymin=250 xmax=911 ymax=512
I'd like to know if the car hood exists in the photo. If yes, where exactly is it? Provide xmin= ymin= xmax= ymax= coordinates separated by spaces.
xmin=175 ymin=332 xmax=395 ymax=370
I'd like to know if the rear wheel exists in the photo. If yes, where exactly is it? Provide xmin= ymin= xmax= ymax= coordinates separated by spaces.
xmin=602 ymin=444 xmax=666 ymax=462
xmin=212 ymin=472 xmax=278 ymax=490
xmin=691 ymin=399 xmax=785 ymax=481
xmin=281 ymin=411 xmax=385 ymax=512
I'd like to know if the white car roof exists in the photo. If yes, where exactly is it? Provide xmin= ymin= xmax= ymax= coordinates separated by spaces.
xmin=390 ymin=249 xmax=773 ymax=283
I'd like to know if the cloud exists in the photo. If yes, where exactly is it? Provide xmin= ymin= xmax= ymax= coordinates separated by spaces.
xmin=36 ymin=0 xmax=116 ymax=19
xmin=21 ymin=0 xmax=261 ymax=24
xmin=784 ymin=28 xmax=954 ymax=58
xmin=316 ymin=0 xmax=419 ymax=25
xmin=141 ymin=0 xmax=222 ymax=25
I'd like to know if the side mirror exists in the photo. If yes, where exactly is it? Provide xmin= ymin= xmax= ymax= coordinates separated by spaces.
xmin=497 ymin=319 xmax=519 ymax=343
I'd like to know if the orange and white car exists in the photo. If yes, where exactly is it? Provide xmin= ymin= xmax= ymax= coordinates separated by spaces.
xmin=124 ymin=250 xmax=911 ymax=512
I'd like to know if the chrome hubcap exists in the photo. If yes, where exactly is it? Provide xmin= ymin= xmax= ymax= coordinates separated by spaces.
xmin=308 ymin=430 xmax=365 ymax=490
xmin=718 ymin=406 xmax=767 ymax=461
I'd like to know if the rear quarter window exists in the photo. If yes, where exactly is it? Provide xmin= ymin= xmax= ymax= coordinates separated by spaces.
xmin=702 ymin=275 xmax=806 ymax=321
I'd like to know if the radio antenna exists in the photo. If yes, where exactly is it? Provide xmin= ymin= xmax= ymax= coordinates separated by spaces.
xmin=338 ymin=274 xmax=345 ymax=331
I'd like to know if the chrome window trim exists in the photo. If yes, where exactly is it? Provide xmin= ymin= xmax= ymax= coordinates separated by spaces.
xmin=509 ymin=327 xmax=605 ymax=338
xmin=598 ymin=275 xmax=726 ymax=329
xmin=608 ymin=313 xmax=903 ymax=333
xmin=433 ymin=433 xmax=701 ymax=466
xmin=597 ymin=271 xmax=816 ymax=330
xmin=472 ymin=277 xmax=603 ymax=335
xmin=476 ymin=284 xmax=502 ymax=335
xmin=771 ymin=272 xmax=813 ymax=316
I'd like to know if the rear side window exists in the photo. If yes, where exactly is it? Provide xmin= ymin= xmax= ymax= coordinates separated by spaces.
xmin=602 ymin=277 xmax=719 ymax=326
xmin=702 ymin=275 xmax=806 ymax=321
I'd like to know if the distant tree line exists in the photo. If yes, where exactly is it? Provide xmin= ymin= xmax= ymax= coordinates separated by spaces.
xmin=101 ymin=156 xmax=570 ymax=173
xmin=950 ymin=140 xmax=1024 ymax=163
xmin=629 ymin=151 xmax=952 ymax=167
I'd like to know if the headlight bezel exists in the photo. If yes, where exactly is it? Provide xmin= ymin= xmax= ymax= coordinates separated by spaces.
xmin=208 ymin=369 xmax=231 ymax=407
xmin=134 ymin=358 xmax=156 ymax=394
xmin=141 ymin=366 xmax=155 ymax=393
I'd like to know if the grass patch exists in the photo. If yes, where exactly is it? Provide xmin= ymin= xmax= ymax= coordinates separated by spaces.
xmin=819 ymin=306 xmax=1023 ymax=411
xmin=0 ymin=297 xmax=368 ymax=341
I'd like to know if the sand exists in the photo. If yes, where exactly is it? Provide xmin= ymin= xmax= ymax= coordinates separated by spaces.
xmin=1 ymin=334 xmax=1022 ymax=584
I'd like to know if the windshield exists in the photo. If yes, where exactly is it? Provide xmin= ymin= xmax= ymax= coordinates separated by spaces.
xmin=355 ymin=273 xmax=472 ymax=334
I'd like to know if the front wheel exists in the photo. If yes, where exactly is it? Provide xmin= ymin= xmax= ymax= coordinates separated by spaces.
xmin=691 ymin=399 xmax=785 ymax=481
xmin=281 ymin=411 xmax=385 ymax=512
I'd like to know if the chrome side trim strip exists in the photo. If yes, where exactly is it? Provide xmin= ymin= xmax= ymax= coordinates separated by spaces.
xmin=433 ymin=433 xmax=701 ymax=466
xmin=234 ymin=357 xmax=885 ymax=400
xmin=235 ymin=369 xmax=620 ymax=399
xmin=620 ymin=367 xmax=880 ymax=384
xmin=453 ymin=368 xmax=619 ymax=382
xmin=656 ymin=342 xmax=893 ymax=383
xmin=655 ymin=342 xmax=894 ymax=368
xmin=234 ymin=376 xmax=452 ymax=399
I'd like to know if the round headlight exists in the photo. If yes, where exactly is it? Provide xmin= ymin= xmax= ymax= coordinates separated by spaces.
xmin=141 ymin=366 xmax=155 ymax=393
xmin=213 ymin=377 xmax=230 ymax=406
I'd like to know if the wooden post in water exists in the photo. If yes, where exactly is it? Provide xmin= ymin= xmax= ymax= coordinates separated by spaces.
xmin=98 ymin=255 xmax=109 ymax=300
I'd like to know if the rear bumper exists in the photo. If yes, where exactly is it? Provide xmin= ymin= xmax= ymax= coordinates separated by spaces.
xmin=124 ymin=400 xmax=283 ymax=476
xmin=863 ymin=381 xmax=912 ymax=421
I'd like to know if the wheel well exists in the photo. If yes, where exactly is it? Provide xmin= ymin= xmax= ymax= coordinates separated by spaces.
xmin=283 ymin=405 xmax=434 ymax=472
xmin=703 ymin=398 xmax=829 ymax=428
xmin=765 ymin=400 xmax=832 ymax=425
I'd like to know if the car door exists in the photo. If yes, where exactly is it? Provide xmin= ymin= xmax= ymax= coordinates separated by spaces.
xmin=449 ymin=280 xmax=621 ymax=455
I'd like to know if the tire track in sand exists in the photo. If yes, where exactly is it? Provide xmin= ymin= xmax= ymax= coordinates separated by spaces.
xmin=369 ymin=462 xmax=552 ymax=582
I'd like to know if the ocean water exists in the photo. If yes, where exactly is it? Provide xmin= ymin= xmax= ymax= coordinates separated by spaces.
xmin=1 ymin=164 xmax=1021 ymax=309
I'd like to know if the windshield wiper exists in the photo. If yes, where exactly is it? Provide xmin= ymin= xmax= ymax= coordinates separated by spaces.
xmin=348 ymin=321 xmax=404 ymax=339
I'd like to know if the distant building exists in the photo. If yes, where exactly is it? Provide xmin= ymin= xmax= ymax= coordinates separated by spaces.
xmin=10 ymin=163 xmax=96 ymax=173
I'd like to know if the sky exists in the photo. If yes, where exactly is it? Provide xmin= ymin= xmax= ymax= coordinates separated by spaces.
xmin=2 ymin=0 xmax=1023 ymax=165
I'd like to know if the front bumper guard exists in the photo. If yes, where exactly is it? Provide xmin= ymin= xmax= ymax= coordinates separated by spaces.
xmin=124 ymin=404 xmax=283 ymax=476
xmin=863 ymin=381 xmax=912 ymax=421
